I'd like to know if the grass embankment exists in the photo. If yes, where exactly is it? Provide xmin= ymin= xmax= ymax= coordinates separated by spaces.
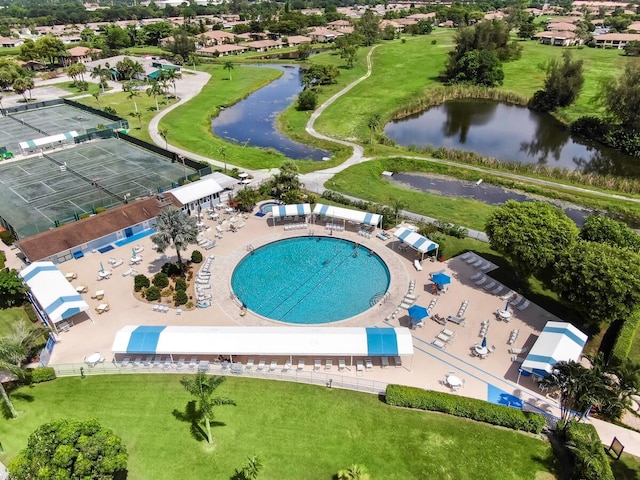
xmin=0 ymin=306 xmax=30 ymax=337
xmin=0 ymin=375 xmax=556 ymax=480
xmin=75 ymin=90 xmax=178 ymax=144
xmin=42 ymin=81 xmax=106 ymax=97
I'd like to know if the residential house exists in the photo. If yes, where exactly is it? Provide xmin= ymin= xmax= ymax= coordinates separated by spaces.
xmin=594 ymin=32 xmax=640 ymax=48
xmin=0 ymin=37 xmax=23 ymax=48
xmin=380 ymin=19 xmax=403 ymax=33
xmin=200 ymin=44 xmax=248 ymax=56
xmin=308 ymin=26 xmax=344 ymax=43
xmin=285 ymin=35 xmax=312 ymax=47
xmin=66 ymin=46 xmax=101 ymax=64
xmin=533 ymin=31 xmax=580 ymax=46
xmin=242 ymin=39 xmax=283 ymax=52
xmin=327 ymin=19 xmax=352 ymax=30
xmin=547 ymin=22 xmax=578 ymax=31
xmin=200 ymin=30 xmax=237 ymax=46
xmin=407 ymin=12 xmax=437 ymax=21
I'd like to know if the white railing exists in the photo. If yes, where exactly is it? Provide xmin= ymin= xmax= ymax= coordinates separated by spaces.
xmin=50 ymin=361 xmax=390 ymax=395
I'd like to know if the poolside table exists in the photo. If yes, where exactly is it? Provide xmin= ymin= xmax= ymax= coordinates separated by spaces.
xmin=446 ymin=375 xmax=462 ymax=388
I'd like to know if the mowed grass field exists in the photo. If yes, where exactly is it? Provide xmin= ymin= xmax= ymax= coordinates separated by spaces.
xmin=0 ymin=375 xmax=557 ymax=480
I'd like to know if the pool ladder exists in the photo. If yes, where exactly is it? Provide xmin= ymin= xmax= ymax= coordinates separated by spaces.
xmin=369 ymin=291 xmax=389 ymax=307
xmin=246 ymin=244 xmax=254 ymax=252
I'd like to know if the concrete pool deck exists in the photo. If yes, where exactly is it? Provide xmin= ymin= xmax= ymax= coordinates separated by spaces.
xmin=6 ymin=203 xmax=640 ymax=455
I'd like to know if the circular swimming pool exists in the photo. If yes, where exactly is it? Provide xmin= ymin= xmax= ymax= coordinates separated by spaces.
xmin=231 ymin=237 xmax=390 ymax=324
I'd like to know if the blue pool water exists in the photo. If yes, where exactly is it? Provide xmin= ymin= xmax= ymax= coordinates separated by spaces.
xmin=231 ymin=237 xmax=390 ymax=324
xmin=259 ymin=201 xmax=280 ymax=214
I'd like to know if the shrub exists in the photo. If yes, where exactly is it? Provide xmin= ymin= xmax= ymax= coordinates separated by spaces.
xmin=161 ymin=288 xmax=172 ymax=297
xmin=174 ymin=289 xmax=188 ymax=305
xmin=297 ymin=89 xmax=317 ymax=111
xmin=610 ymin=308 xmax=640 ymax=364
xmin=185 ymin=301 xmax=194 ymax=309
xmin=385 ymin=384 xmax=546 ymax=433
xmin=23 ymin=303 xmax=39 ymax=323
xmin=133 ymin=274 xmax=150 ymax=292
xmin=146 ymin=286 xmax=161 ymax=301
xmin=0 ymin=250 xmax=4 ymax=269
xmin=563 ymin=421 xmax=614 ymax=480
xmin=161 ymin=262 xmax=185 ymax=277
xmin=175 ymin=278 xmax=187 ymax=291
xmin=153 ymin=272 xmax=169 ymax=288
xmin=0 ymin=230 xmax=15 ymax=245
xmin=103 ymin=106 xmax=117 ymax=115
xmin=191 ymin=250 xmax=203 ymax=263
xmin=29 ymin=367 xmax=56 ymax=383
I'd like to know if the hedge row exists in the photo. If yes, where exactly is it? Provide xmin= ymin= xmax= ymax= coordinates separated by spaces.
xmin=28 ymin=367 xmax=56 ymax=384
xmin=385 ymin=384 xmax=546 ymax=433
xmin=610 ymin=308 xmax=640 ymax=365
xmin=564 ymin=421 xmax=614 ymax=480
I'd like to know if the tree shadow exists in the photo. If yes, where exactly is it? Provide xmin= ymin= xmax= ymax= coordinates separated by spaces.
xmin=172 ymin=400 xmax=226 ymax=442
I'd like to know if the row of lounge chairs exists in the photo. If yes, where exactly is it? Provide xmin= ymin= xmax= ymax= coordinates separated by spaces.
xmin=108 ymin=257 xmax=124 ymax=268
xmin=461 ymin=252 xmax=493 ymax=272
xmin=479 ymin=319 xmax=490 ymax=337
xmin=196 ymin=256 xmax=214 ymax=307
xmin=285 ymin=223 xmax=307 ymax=231
xmin=457 ymin=299 xmax=469 ymax=318
xmin=508 ymin=329 xmax=520 ymax=345
xmin=152 ymin=304 xmax=171 ymax=313
xmin=357 ymin=229 xmax=372 ymax=239
xmin=325 ymin=223 xmax=344 ymax=232
xmin=432 ymin=328 xmax=456 ymax=350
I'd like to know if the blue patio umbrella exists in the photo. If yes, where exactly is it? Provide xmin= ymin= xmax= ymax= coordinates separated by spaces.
xmin=407 ymin=305 xmax=429 ymax=321
xmin=100 ymin=262 xmax=105 ymax=272
xmin=432 ymin=272 xmax=451 ymax=287
xmin=132 ymin=247 xmax=136 ymax=256
xmin=481 ymin=336 xmax=487 ymax=348
xmin=505 ymin=301 xmax=511 ymax=311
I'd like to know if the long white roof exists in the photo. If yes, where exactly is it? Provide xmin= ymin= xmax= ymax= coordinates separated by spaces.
xmin=271 ymin=203 xmax=311 ymax=219
xmin=169 ymin=178 xmax=224 ymax=205
xmin=19 ymin=131 xmax=78 ymax=150
xmin=112 ymin=326 xmax=414 ymax=357
xmin=520 ymin=321 xmax=588 ymax=377
xmin=19 ymin=261 xmax=88 ymax=323
xmin=313 ymin=203 xmax=382 ymax=226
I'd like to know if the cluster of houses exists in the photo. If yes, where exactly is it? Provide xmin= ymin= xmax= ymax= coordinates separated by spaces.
xmin=532 ymin=16 xmax=640 ymax=48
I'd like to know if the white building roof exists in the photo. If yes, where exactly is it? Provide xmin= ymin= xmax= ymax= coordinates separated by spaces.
xmin=393 ymin=226 xmax=439 ymax=253
xmin=19 ymin=131 xmax=78 ymax=150
xmin=112 ymin=326 xmax=414 ymax=357
xmin=206 ymin=171 xmax=240 ymax=190
xmin=19 ymin=261 xmax=88 ymax=324
xmin=169 ymin=178 xmax=224 ymax=205
xmin=271 ymin=203 xmax=311 ymax=218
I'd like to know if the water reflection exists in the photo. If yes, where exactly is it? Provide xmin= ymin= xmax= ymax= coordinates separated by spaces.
xmin=384 ymin=99 xmax=639 ymax=176
xmin=211 ymin=64 xmax=330 ymax=161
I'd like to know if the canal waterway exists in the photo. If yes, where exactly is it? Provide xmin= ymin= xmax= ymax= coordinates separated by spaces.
xmin=211 ymin=64 xmax=330 ymax=161
xmin=389 ymin=172 xmax=595 ymax=226
xmin=384 ymin=99 xmax=640 ymax=178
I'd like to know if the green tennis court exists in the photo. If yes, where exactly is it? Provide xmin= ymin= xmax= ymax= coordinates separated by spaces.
xmin=0 ymin=138 xmax=195 ymax=239
xmin=0 ymin=104 xmax=111 ymax=154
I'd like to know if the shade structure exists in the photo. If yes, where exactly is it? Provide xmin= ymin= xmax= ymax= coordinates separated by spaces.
xmin=19 ymin=131 xmax=78 ymax=152
xmin=112 ymin=326 xmax=414 ymax=357
xmin=407 ymin=305 xmax=429 ymax=320
xmin=19 ymin=261 xmax=88 ymax=327
xmin=394 ymin=227 xmax=439 ymax=259
xmin=520 ymin=321 xmax=588 ymax=378
xmin=432 ymin=272 xmax=451 ymax=287
xmin=270 ymin=203 xmax=311 ymax=219
xmin=313 ymin=203 xmax=382 ymax=226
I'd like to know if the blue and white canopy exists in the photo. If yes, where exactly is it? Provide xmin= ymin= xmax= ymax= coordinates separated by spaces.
xmin=19 ymin=261 xmax=88 ymax=324
xmin=271 ymin=203 xmax=311 ymax=219
xmin=112 ymin=326 xmax=414 ymax=357
xmin=313 ymin=203 xmax=382 ymax=226
xmin=19 ymin=131 xmax=78 ymax=151
xmin=394 ymin=226 xmax=439 ymax=253
xmin=520 ymin=321 xmax=588 ymax=377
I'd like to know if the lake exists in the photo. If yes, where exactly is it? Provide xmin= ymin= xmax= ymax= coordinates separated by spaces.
xmin=384 ymin=99 xmax=640 ymax=177
xmin=211 ymin=64 xmax=330 ymax=161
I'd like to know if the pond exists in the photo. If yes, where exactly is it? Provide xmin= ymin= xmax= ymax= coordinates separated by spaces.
xmin=389 ymin=172 xmax=596 ymax=226
xmin=211 ymin=64 xmax=330 ymax=161
xmin=384 ymin=99 xmax=640 ymax=177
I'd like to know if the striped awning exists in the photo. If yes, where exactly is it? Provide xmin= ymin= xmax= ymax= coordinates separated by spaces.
xmin=19 ymin=261 xmax=88 ymax=324
xmin=19 ymin=131 xmax=78 ymax=150
xmin=520 ymin=322 xmax=588 ymax=377
xmin=271 ymin=203 xmax=311 ymax=219
xmin=394 ymin=226 xmax=439 ymax=253
xmin=313 ymin=203 xmax=382 ymax=226
xmin=112 ymin=326 xmax=414 ymax=357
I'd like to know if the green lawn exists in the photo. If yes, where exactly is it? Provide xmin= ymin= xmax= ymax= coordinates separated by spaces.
xmin=40 ymin=81 xmax=106 ymax=97
xmin=74 ymin=90 xmax=178 ymax=144
xmin=0 ymin=307 xmax=29 ymax=337
xmin=0 ymin=375 xmax=556 ymax=480
xmin=610 ymin=453 xmax=640 ymax=480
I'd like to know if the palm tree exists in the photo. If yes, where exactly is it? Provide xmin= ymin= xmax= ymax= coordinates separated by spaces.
xmin=147 ymin=81 xmax=162 ymax=111
xmin=129 ymin=111 xmax=142 ymax=129
xmin=367 ymin=114 xmax=381 ymax=145
xmin=224 ymin=60 xmax=234 ymax=81
xmin=158 ymin=127 xmax=169 ymax=149
xmin=92 ymin=91 xmax=101 ymax=107
xmin=90 ymin=64 xmax=107 ymax=93
xmin=0 ymin=340 xmax=24 ymax=418
xmin=392 ymin=199 xmax=405 ymax=226
xmin=12 ymin=78 xmax=28 ymax=103
xmin=179 ymin=372 xmax=235 ymax=444
xmin=150 ymin=206 xmax=199 ymax=265
xmin=124 ymin=81 xmax=140 ymax=112
xmin=164 ymin=69 xmax=182 ymax=97
xmin=337 ymin=464 xmax=371 ymax=480
xmin=25 ymin=77 xmax=34 ymax=101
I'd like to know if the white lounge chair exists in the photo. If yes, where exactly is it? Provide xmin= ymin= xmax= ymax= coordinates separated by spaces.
xmin=246 ymin=358 xmax=254 ymax=370
xmin=432 ymin=339 xmax=446 ymax=349
xmin=518 ymin=300 xmax=530 ymax=311
xmin=470 ymin=271 xmax=482 ymax=281
xmin=491 ymin=285 xmax=504 ymax=295
xmin=500 ymin=290 xmax=515 ymax=301
xmin=480 ymin=261 xmax=492 ymax=271
xmin=460 ymin=252 xmax=471 ymax=260
xmin=269 ymin=360 xmax=277 ymax=372
xmin=365 ymin=357 xmax=373 ymax=370
xmin=314 ymin=358 xmax=321 ymax=371
xmin=414 ymin=259 xmax=423 ymax=271
xmin=257 ymin=359 xmax=266 ymax=370
xmin=381 ymin=356 xmax=389 ymax=368
xmin=112 ymin=258 xmax=124 ymax=268
xmin=122 ymin=268 xmax=135 ymax=277
xmin=465 ymin=255 xmax=477 ymax=264
xmin=474 ymin=276 xmax=487 ymax=286
xmin=509 ymin=347 xmax=529 ymax=354
xmin=283 ymin=359 xmax=292 ymax=372
xmin=393 ymin=356 xmax=402 ymax=368
xmin=511 ymin=356 xmax=525 ymax=363
xmin=338 ymin=358 xmax=346 ymax=371
xmin=297 ymin=358 xmax=305 ymax=370
xmin=356 ymin=360 xmax=364 ymax=375
xmin=325 ymin=358 xmax=333 ymax=370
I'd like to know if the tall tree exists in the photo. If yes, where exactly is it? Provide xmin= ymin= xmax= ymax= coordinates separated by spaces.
xmin=552 ymin=241 xmax=640 ymax=326
xmin=598 ymin=62 xmax=640 ymax=131
xmin=8 ymin=419 xmax=128 ymax=479
xmin=150 ymin=206 xmax=199 ymax=265
xmin=223 ymin=60 xmax=234 ymax=81
xmin=0 ymin=268 xmax=26 ymax=307
xmin=529 ymin=51 xmax=584 ymax=112
xmin=354 ymin=10 xmax=380 ymax=46
xmin=124 ymin=80 xmax=140 ymax=112
xmin=0 ymin=340 xmax=24 ymax=417
xmin=179 ymin=373 xmax=235 ymax=444
xmin=485 ymin=200 xmax=578 ymax=279
xmin=12 ymin=77 xmax=28 ymax=103
xmin=147 ymin=81 xmax=163 ymax=111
